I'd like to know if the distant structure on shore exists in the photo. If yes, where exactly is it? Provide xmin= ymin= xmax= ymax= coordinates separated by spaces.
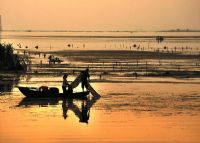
xmin=160 ymin=28 xmax=200 ymax=32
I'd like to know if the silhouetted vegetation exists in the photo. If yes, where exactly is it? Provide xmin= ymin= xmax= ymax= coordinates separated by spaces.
xmin=0 ymin=43 xmax=27 ymax=71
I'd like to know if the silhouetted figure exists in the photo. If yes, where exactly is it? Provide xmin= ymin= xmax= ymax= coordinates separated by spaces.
xmin=62 ymin=74 xmax=69 ymax=94
xmin=133 ymin=72 xmax=138 ymax=79
xmin=48 ymin=55 xmax=52 ymax=65
xmin=156 ymin=36 xmax=164 ymax=43
xmin=53 ymin=59 xmax=56 ymax=64
xmin=81 ymin=68 xmax=90 ymax=91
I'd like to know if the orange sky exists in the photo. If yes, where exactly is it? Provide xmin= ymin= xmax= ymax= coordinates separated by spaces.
xmin=0 ymin=0 xmax=200 ymax=31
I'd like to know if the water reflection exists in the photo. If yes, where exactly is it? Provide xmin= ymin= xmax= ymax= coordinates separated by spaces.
xmin=62 ymin=98 xmax=71 ymax=119
xmin=0 ymin=74 xmax=21 ymax=94
xmin=62 ymin=98 xmax=90 ymax=123
xmin=65 ymin=94 xmax=100 ymax=123
xmin=17 ymin=94 xmax=100 ymax=124
xmin=18 ymin=97 xmax=60 ymax=107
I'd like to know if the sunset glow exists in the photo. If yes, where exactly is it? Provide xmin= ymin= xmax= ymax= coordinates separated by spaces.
xmin=0 ymin=1 xmax=200 ymax=143
xmin=0 ymin=0 xmax=200 ymax=30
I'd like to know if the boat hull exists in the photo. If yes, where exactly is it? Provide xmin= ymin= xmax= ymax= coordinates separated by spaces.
xmin=18 ymin=87 xmax=89 ymax=99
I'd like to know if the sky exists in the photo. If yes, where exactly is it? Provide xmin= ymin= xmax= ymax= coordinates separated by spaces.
xmin=0 ymin=0 xmax=200 ymax=31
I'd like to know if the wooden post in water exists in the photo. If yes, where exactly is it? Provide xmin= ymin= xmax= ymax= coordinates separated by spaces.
xmin=177 ymin=65 xmax=180 ymax=72
xmin=159 ymin=60 xmax=162 ymax=66
xmin=146 ymin=61 xmax=148 ymax=76
xmin=40 ymin=60 xmax=42 ymax=67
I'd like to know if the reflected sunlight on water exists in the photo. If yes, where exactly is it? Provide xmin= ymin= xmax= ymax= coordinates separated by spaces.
xmin=1 ymin=78 xmax=200 ymax=143
xmin=1 ymin=31 xmax=200 ymax=143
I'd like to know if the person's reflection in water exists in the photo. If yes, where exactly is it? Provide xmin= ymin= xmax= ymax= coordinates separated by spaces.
xmin=70 ymin=94 xmax=100 ymax=124
xmin=79 ymin=101 xmax=90 ymax=123
xmin=61 ymin=86 xmax=100 ymax=123
xmin=62 ymin=99 xmax=68 ymax=119
xmin=62 ymin=98 xmax=73 ymax=119
xmin=70 ymin=100 xmax=90 ymax=124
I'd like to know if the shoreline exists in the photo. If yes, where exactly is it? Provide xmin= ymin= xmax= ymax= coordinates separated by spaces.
xmin=9 ymin=49 xmax=200 ymax=80
xmin=3 ymin=35 xmax=200 ymax=39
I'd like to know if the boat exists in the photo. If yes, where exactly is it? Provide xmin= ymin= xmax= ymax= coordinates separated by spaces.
xmin=18 ymin=86 xmax=90 ymax=99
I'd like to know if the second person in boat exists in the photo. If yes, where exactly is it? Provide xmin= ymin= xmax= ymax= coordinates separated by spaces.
xmin=81 ymin=68 xmax=90 ymax=91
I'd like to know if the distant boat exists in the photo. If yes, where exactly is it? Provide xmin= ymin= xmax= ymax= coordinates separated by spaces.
xmin=18 ymin=86 xmax=89 ymax=99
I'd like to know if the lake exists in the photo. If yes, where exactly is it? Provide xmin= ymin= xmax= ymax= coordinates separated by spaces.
xmin=0 ymin=31 xmax=200 ymax=143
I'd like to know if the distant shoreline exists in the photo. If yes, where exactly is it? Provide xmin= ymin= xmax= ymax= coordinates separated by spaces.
xmin=2 ymin=35 xmax=200 ymax=39
xmin=1 ymin=29 xmax=200 ymax=33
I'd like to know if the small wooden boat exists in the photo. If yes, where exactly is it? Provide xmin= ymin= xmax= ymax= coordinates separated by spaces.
xmin=18 ymin=86 xmax=90 ymax=99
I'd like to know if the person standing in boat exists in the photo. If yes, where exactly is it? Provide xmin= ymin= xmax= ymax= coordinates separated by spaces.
xmin=62 ymin=74 xmax=69 ymax=94
xmin=81 ymin=68 xmax=90 ymax=91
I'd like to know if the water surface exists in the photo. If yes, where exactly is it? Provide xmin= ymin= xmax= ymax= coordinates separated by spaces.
xmin=0 ymin=31 xmax=200 ymax=143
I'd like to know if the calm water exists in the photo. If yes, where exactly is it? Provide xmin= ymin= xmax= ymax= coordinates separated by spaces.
xmin=1 ymin=75 xmax=200 ymax=143
xmin=0 ymin=31 xmax=200 ymax=143
xmin=1 ymin=31 xmax=200 ymax=53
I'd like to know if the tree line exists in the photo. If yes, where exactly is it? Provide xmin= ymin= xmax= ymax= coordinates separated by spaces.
xmin=0 ymin=43 xmax=27 ymax=71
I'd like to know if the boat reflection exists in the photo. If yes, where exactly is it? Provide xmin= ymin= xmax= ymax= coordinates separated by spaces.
xmin=18 ymin=94 xmax=100 ymax=124
xmin=18 ymin=97 xmax=60 ymax=107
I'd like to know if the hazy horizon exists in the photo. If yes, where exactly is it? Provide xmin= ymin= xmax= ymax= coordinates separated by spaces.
xmin=0 ymin=0 xmax=200 ymax=31
xmin=1 ymin=29 xmax=200 ymax=32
